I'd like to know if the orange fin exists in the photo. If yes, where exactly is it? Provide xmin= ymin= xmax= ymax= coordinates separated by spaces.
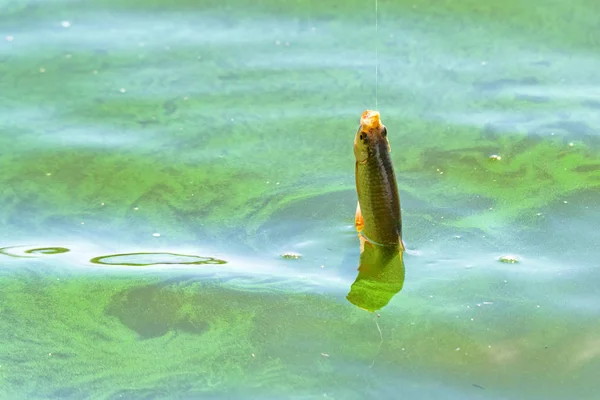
xmin=355 ymin=202 xmax=364 ymax=232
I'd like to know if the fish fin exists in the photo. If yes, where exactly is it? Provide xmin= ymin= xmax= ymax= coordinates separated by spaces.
xmin=386 ymin=138 xmax=392 ymax=153
xmin=399 ymin=238 xmax=406 ymax=252
xmin=355 ymin=202 xmax=364 ymax=232
xmin=358 ymin=234 xmax=377 ymax=254
xmin=359 ymin=234 xmax=366 ymax=253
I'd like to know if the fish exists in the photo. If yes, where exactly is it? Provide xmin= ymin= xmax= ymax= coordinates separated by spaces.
xmin=353 ymin=110 xmax=403 ymax=249
xmin=347 ymin=110 xmax=405 ymax=312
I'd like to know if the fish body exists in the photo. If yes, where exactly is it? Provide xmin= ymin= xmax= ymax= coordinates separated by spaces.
xmin=347 ymin=110 xmax=405 ymax=312
xmin=353 ymin=110 xmax=403 ymax=248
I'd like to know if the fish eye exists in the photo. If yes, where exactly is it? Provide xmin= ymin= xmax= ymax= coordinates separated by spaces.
xmin=381 ymin=127 xmax=387 ymax=137
xmin=359 ymin=132 xmax=367 ymax=141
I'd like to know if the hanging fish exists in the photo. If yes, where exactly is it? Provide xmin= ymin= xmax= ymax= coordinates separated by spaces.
xmin=353 ymin=110 xmax=403 ymax=248
xmin=347 ymin=110 xmax=405 ymax=312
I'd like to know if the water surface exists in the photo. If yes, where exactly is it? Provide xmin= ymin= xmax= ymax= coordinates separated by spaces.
xmin=1 ymin=0 xmax=599 ymax=398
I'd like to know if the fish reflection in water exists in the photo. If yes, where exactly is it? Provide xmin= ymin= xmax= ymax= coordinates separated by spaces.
xmin=346 ymin=235 xmax=405 ymax=312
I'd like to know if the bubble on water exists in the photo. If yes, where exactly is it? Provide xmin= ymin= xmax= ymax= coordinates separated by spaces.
xmin=489 ymin=154 xmax=502 ymax=161
xmin=5 ymin=35 xmax=14 ymax=42
xmin=119 ymin=88 xmax=126 ymax=93
xmin=152 ymin=233 xmax=160 ymax=237
xmin=498 ymin=255 xmax=519 ymax=264
xmin=61 ymin=21 xmax=71 ymax=28
xmin=281 ymin=252 xmax=301 ymax=260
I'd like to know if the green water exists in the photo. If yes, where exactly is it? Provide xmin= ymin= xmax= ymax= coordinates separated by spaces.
xmin=1 ymin=0 xmax=599 ymax=398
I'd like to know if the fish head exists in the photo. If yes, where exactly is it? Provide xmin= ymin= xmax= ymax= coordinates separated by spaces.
xmin=353 ymin=110 xmax=390 ymax=163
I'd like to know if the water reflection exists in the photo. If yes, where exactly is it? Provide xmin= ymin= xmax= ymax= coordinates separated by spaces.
xmin=106 ymin=281 xmax=210 ymax=339
xmin=346 ymin=236 xmax=405 ymax=312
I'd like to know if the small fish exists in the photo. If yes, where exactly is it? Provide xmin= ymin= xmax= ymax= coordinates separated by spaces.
xmin=347 ymin=111 xmax=406 ymax=312
xmin=354 ymin=110 xmax=403 ymax=248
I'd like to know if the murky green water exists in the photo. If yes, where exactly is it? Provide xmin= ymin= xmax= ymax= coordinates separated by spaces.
xmin=1 ymin=0 xmax=599 ymax=398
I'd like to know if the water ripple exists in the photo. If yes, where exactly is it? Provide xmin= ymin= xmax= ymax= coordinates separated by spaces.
xmin=89 ymin=252 xmax=227 ymax=266
xmin=0 ymin=245 xmax=70 ymax=258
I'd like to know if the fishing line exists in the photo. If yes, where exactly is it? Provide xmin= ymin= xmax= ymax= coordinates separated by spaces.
xmin=369 ymin=313 xmax=384 ymax=368
xmin=375 ymin=0 xmax=379 ymax=110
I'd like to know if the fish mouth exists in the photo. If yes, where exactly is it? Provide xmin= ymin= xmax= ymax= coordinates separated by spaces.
xmin=360 ymin=110 xmax=381 ymax=131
